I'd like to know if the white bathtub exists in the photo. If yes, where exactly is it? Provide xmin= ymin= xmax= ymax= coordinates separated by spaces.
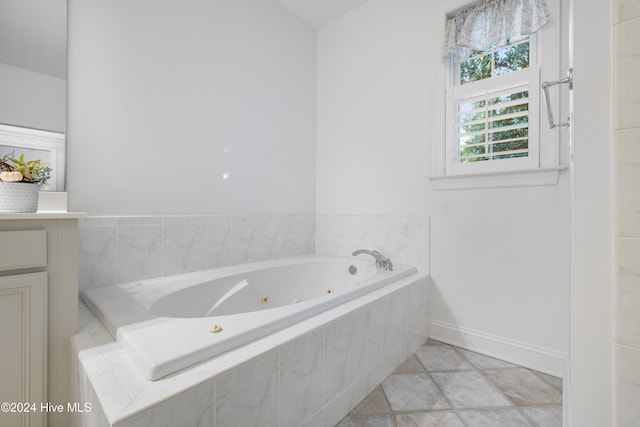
xmin=81 ymin=254 xmax=418 ymax=380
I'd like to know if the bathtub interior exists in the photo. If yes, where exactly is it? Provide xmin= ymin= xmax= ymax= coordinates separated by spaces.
xmin=148 ymin=257 xmax=379 ymax=318
xmin=81 ymin=255 xmax=418 ymax=380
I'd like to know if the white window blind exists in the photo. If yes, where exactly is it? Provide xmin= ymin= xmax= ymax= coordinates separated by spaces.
xmin=456 ymin=85 xmax=530 ymax=162
xmin=446 ymin=66 xmax=540 ymax=175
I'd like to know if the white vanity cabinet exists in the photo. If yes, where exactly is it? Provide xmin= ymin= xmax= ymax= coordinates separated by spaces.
xmin=0 ymin=272 xmax=47 ymax=427
xmin=0 ymin=214 xmax=85 ymax=427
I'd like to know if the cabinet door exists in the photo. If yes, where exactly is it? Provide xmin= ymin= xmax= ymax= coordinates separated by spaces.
xmin=0 ymin=273 xmax=47 ymax=427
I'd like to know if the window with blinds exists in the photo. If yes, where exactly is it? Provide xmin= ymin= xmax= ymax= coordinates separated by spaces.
xmin=445 ymin=38 xmax=540 ymax=175
xmin=456 ymin=85 xmax=529 ymax=163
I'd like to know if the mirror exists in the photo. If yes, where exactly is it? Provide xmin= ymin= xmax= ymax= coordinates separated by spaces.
xmin=0 ymin=0 xmax=67 ymax=190
xmin=0 ymin=124 xmax=65 ymax=191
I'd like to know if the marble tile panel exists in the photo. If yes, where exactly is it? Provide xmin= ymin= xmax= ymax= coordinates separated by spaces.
xmin=455 ymin=348 xmax=517 ymax=369
xmin=117 ymin=216 xmax=163 ymax=226
xmin=430 ymin=371 xmax=511 ymax=409
xmin=215 ymin=350 xmax=279 ymax=426
xmin=521 ymin=406 xmax=562 ymax=427
xmin=231 ymin=215 xmax=262 ymax=264
xmin=384 ymin=289 xmax=410 ymax=361
xmin=90 ymin=371 xmax=133 ymax=422
xmin=395 ymin=411 xmax=465 ymax=427
xmin=403 ymin=279 xmax=430 ymax=349
xmin=279 ymin=329 xmax=324 ymax=427
xmin=323 ymin=383 xmax=358 ymax=427
xmin=294 ymin=214 xmax=316 ymax=254
xmin=355 ymin=297 xmax=387 ymax=378
xmin=354 ymin=359 xmax=388 ymax=405
xmin=335 ymin=414 xmax=395 ymax=427
xmin=616 ymin=19 xmax=640 ymax=129
xmin=78 ymin=312 xmax=114 ymax=345
xmin=381 ymin=373 xmax=449 ymax=411
xmin=456 ymin=409 xmax=533 ymax=427
xmin=618 ymin=238 xmax=640 ymax=347
xmin=77 ymin=346 xmax=113 ymax=379
xmin=482 ymin=368 xmax=562 ymax=406
xmin=617 ymin=0 xmax=640 ymax=22
xmin=388 ymin=337 xmax=413 ymax=371
xmin=314 ymin=215 xmax=430 ymax=273
xmin=87 ymin=329 xmax=115 ymax=346
xmin=334 ymin=217 xmax=369 ymax=257
xmin=617 ymin=343 xmax=640 ymax=426
xmin=379 ymin=220 xmax=430 ymax=273
xmin=79 ymin=370 xmax=111 ymax=427
xmin=78 ymin=225 xmax=117 ymax=291
xmin=117 ymin=224 xmax=163 ymax=282
xmin=162 ymin=216 xmax=201 ymax=224
xmin=301 ymin=409 xmax=323 ymax=427
xmin=616 ymin=129 xmax=640 ymax=237
xmin=200 ymin=216 xmax=232 ymax=269
xmin=163 ymin=221 xmax=201 ymax=275
xmin=314 ymin=216 xmax=340 ymax=255
xmin=323 ymin=312 xmax=359 ymax=402
xmin=79 ymin=217 xmax=119 ymax=227
xmin=119 ymin=364 xmax=214 ymax=420
xmin=117 ymin=379 xmax=214 ymax=427
xmin=100 ymin=346 xmax=150 ymax=399
xmin=415 ymin=344 xmax=474 ymax=371
xmin=259 ymin=215 xmax=299 ymax=259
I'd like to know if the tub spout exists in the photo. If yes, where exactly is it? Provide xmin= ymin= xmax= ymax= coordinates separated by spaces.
xmin=352 ymin=249 xmax=393 ymax=272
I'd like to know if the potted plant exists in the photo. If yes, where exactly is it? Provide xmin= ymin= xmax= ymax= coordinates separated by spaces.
xmin=0 ymin=153 xmax=52 ymax=213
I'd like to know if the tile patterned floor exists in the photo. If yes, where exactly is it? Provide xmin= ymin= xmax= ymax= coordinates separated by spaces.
xmin=338 ymin=340 xmax=563 ymax=427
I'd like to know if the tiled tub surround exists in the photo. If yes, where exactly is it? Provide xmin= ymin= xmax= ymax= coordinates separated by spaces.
xmin=72 ymin=272 xmax=430 ymax=427
xmin=79 ymin=214 xmax=431 ymax=293
xmin=78 ymin=215 xmax=316 ymax=292
xmin=315 ymin=215 xmax=430 ymax=273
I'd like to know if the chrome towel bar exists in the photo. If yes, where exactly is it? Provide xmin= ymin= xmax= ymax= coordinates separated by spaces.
xmin=541 ymin=67 xmax=573 ymax=129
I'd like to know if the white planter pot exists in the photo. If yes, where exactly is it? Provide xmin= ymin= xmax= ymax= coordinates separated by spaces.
xmin=0 ymin=182 xmax=39 ymax=213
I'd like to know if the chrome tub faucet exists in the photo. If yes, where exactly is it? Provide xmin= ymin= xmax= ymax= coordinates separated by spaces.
xmin=352 ymin=249 xmax=393 ymax=272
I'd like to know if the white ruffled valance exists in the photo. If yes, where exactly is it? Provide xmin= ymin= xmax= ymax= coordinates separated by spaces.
xmin=443 ymin=0 xmax=550 ymax=63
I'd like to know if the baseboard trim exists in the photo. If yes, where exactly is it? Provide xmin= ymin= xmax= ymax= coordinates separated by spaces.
xmin=430 ymin=320 xmax=567 ymax=378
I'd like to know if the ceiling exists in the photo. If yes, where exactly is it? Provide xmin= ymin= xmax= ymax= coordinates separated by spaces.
xmin=0 ymin=0 xmax=369 ymax=80
xmin=276 ymin=0 xmax=371 ymax=28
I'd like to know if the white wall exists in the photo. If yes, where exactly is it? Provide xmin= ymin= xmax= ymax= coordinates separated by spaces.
xmin=316 ymin=0 xmax=434 ymax=215
xmin=569 ymin=0 xmax=616 ymax=424
xmin=317 ymin=0 xmax=570 ymax=375
xmin=67 ymin=0 xmax=317 ymax=216
xmin=0 ymin=62 xmax=66 ymax=132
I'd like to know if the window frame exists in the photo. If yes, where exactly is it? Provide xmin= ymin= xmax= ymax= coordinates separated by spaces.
xmin=445 ymin=36 xmax=540 ymax=176
xmin=431 ymin=0 xmax=565 ymax=190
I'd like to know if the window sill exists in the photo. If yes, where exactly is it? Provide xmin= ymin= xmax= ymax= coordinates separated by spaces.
xmin=429 ymin=166 xmax=567 ymax=190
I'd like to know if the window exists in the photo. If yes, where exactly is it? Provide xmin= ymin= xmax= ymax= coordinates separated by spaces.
xmin=432 ymin=0 xmax=563 ymax=188
xmin=446 ymin=37 xmax=540 ymax=175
